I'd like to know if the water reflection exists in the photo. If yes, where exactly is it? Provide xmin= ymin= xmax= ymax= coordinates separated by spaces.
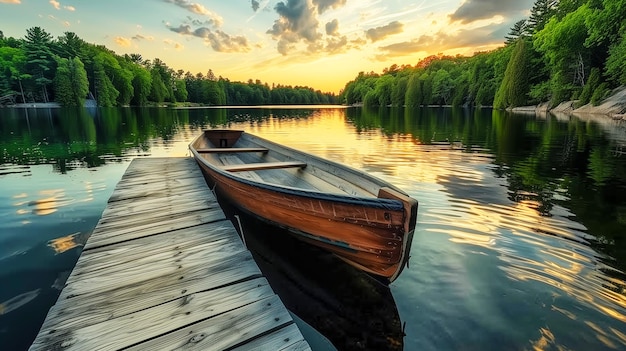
xmin=0 ymin=289 xmax=40 ymax=316
xmin=1 ymin=106 xmax=626 ymax=350
xmin=47 ymin=232 xmax=88 ymax=254
xmin=221 ymin=200 xmax=404 ymax=351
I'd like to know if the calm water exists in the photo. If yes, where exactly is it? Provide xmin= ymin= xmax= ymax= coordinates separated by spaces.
xmin=1 ymin=106 xmax=626 ymax=350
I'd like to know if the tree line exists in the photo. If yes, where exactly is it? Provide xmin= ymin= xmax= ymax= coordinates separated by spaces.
xmin=0 ymin=28 xmax=338 ymax=107
xmin=340 ymin=0 xmax=626 ymax=109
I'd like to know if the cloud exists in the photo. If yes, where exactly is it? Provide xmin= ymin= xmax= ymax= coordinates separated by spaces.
xmin=267 ymin=0 xmax=347 ymax=55
xmin=268 ymin=0 xmax=320 ymax=42
xmin=312 ymin=0 xmax=346 ymax=14
xmin=167 ymin=24 xmax=250 ymax=53
xmin=449 ymin=0 xmax=535 ymax=24
xmin=0 ymin=0 xmax=21 ymax=3
xmin=324 ymin=35 xmax=348 ymax=53
xmin=48 ymin=0 xmax=75 ymax=11
xmin=378 ymin=23 xmax=505 ymax=58
xmin=251 ymin=0 xmax=259 ymax=12
xmin=365 ymin=21 xmax=403 ymax=42
xmin=325 ymin=19 xmax=339 ymax=36
xmin=114 ymin=36 xmax=132 ymax=47
xmin=163 ymin=0 xmax=223 ymax=27
xmin=132 ymin=34 xmax=154 ymax=41
xmin=164 ymin=39 xmax=184 ymax=51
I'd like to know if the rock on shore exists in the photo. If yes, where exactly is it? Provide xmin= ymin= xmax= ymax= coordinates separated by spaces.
xmin=512 ymin=86 xmax=626 ymax=119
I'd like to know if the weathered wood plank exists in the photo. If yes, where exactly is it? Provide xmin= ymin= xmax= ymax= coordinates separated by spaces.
xmin=107 ymin=177 xmax=209 ymax=202
xmin=41 ymin=255 xmax=262 ymax=333
xmin=230 ymin=323 xmax=312 ymax=351
xmin=100 ymin=194 xmax=211 ymax=219
xmin=59 ymin=243 xmax=256 ymax=299
xmin=120 ymin=158 xmax=199 ymax=181
xmin=74 ymin=221 xmax=239 ymax=275
xmin=124 ymin=295 xmax=293 ymax=351
xmin=67 ymin=222 xmax=243 ymax=283
xmin=118 ymin=165 xmax=201 ymax=182
xmin=222 ymin=161 xmax=307 ymax=172
xmin=84 ymin=208 xmax=226 ymax=250
xmin=31 ymin=278 xmax=276 ymax=351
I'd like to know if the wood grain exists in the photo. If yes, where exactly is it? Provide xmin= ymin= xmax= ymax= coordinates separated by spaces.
xmin=29 ymin=157 xmax=310 ymax=351
xmin=124 ymin=295 xmax=295 ymax=351
xmin=222 ymin=161 xmax=307 ymax=172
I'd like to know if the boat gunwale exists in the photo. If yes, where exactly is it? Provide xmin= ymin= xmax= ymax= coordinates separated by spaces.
xmin=189 ymin=132 xmax=406 ymax=212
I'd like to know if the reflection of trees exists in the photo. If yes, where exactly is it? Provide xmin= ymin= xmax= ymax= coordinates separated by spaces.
xmin=347 ymin=106 xmax=626 ymax=277
xmin=0 ymin=107 xmax=314 ymax=170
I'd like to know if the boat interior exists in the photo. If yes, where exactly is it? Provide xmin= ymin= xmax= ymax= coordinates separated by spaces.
xmin=192 ymin=130 xmax=387 ymax=198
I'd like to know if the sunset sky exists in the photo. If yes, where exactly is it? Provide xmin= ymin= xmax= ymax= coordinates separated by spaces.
xmin=1 ymin=0 xmax=535 ymax=93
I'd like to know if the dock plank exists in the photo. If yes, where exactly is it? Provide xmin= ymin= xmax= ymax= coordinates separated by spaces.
xmin=32 ymin=278 xmax=276 ymax=351
xmin=124 ymin=295 xmax=293 ymax=351
xmin=231 ymin=323 xmax=312 ymax=351
xmin=84 ymin=208 xmax=226 ymax=250
xmin=59 ymin=245 xmax=257 ymax=299
xmin=73 ymin=221 xmax=238 ymax=275
xmin=100 ymin=195 xmax=213 ymax=219
xmin=42 ymin=254 xmax=262 ymax=332
xmin=29 ymin=157 xmax=311 ymax=351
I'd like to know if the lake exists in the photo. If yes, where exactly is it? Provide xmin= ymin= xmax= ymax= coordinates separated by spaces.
xmin=1 ymin=106 xmax=625 ymax=350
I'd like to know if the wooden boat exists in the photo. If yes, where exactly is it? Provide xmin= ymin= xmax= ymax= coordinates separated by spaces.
xmin=189 ymin=129 xmax=418 ymax=284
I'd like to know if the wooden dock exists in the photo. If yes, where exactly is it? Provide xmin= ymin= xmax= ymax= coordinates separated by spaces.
xmin=29 ymin=157 xmax=311 ymax=351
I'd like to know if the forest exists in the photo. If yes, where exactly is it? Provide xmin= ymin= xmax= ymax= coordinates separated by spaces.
xmin=340 ymin=0 xmax=626 ymax=109
xmin=0 ymin=28 xmax=338 ymax=107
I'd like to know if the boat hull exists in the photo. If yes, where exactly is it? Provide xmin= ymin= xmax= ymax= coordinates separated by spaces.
xmin=191 ymin=130 xmax=417 ymax=283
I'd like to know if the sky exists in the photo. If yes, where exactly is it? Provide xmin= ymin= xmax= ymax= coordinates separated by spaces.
xmin=0 ymin=0 xmax=536 ymax=93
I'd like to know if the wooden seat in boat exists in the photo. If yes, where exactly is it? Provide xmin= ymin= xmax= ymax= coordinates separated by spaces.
xmin=195 ymin=147 xmax=269 ymax=153
xmin=221 ymin=161 xmax=307 ymax=172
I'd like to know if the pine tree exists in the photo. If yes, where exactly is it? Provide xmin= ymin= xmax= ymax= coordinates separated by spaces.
xmin=54 ymin=56 xmax=88 ymax=106
xmin=528 ymin=0 xmax=558 ymax=33
xmin=505 ymin=20 xmax=530 ymax=45
xmin=22 ymin=27 xmax=55 ymax=102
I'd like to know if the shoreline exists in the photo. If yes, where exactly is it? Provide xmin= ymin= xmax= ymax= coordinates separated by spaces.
xmin=6 ymin=86 xmax=626 ymax=121
xmin=512 ymin=86 xmax=626 ymax=120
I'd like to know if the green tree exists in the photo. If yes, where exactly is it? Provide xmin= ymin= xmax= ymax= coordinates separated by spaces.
xmin=93 ymin=52 xmax=119 ymax=106
xmin=494 ymin=39 xmax=530 ymax=108
xmin=505 ymin=20 xmax=531 ymax=44
xmin=0 ymin=46 xmax=28 ymax=101
xmin=431 ymin=69 xmax=453 ymax=105
xmin=130 ymin=63 xmax=151 ymax=106
xmin=534 ymin=5 xmax=592 ymax=105
xmin=22 ymin=27 xmax=55 ymax=102
xmin=149 ymin=68 xmax=168 ymax=103
xmin=605 ymin=33 xmax=626 ymax=84
xmin=577 ymin=67 xmax=601 ymax=106
xmin=391 ymin=76 xmax=408 ymax=106
xmin=405 ymin=72 xmax=423 ymax=108
xmin=56 ymin=32 xmax=87 ymax=60
xmin=174 ymin=79 xmax=188 ymax=102
xmin=54 ymin=56 xmax=89 ymax=106
xmin=528 ymin=0 xmax=558 ymax=32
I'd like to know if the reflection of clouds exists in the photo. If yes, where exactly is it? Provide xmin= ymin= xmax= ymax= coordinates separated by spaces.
xmin=15 ymin=183 xmax=96 ymax=217
xmin=223 ymin=109 xmax=626 ymax=337
xmin=47 ymin=232 xmax=85 ymax=254
xmin=528 ymin=327 xmax=557 ymax=351
xmin=0 ymin=289 xmax=40 ymax=316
